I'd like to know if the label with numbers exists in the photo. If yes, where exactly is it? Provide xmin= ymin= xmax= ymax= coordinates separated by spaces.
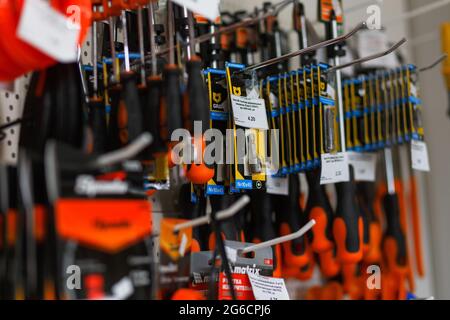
xmin=17 ymin=0 xmax=80 ymax=62
xmin=411 ymin=140 xmax=430 ymax=172
xmin=320 ymin=153 xmax=350 ymax=185
xmin=231 ymin=95 xmax=269 ymax=130
xmin=348 ymin=152 xmax=378 ymax=182
xmin=172 ymin=0 xmax=220 ymax=21
xmin=248 ymin=273 xmax=290 ymax=301
xmin=266 ymin=175 xmax=289 ymax=196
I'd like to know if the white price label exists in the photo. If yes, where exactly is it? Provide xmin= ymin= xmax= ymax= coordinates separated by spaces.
xmin=320 ymin=153 xmax=350 ymax=185
xmin=231 ymin=95 xmax=269 ymax=130
xmin=172 ymin=0 xmax=220 ymax=21
xmin=266 ymin=175 xmax=289 ymax=196
xmin=356 ymin=30 xmax=398 ymax=69
xmin=411 ymin=140 xmax=430 ymax=172
xmin=225 ymin=246 xmax=237 ymax=264
xmin=248 ymin=273 xmax=290 ymax=301
xmin=17 ymin=0 xmax=80 ymax=63
xmin=348 ymin=152 xmax=378 ymax=182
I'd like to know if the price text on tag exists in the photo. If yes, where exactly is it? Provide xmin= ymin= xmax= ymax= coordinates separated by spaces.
xmin=348 ymin=152 xmax=378 ymax=182
xmin=320 ymin=153 xmax=350 ymax=185
xmin=411 ymin=140 xmax=430 ymax=172
xmin=172 ymin=0 xmax=220 ymax=21
xmin=247 ymin=273 xmax=290 ymax=301
xmin=231 ymin=95 xmax=269 ymax=130
xmin=18 ymin=0 xmax=80 ymax=63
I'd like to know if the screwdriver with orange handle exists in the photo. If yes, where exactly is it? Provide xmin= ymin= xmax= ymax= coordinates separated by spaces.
xmin=164 ymin=0 xmax=184 ymax=169
xmin=305 ymin=170 xmax=340 ymax=278
xmin=182 ymin=9 xmax=215 ymax=185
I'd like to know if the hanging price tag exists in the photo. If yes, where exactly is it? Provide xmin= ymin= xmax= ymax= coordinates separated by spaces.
xmin=411 ymin=140 xmax=430 ymax=172
xmin=248 ymin=273 xmax=290 ymax=301
xmin=348 ymin=152 xmax=378 ymax=182
xmin=266 ymin=175 xmax=289 ymax=196
xmin=320 ymin=153 xmax=350 ymax=185
xmin=231 ymin=95 xmax=269 ymax=130
xmin=17 ymin=0 xmax=80 ymax=63
xmin=172 ymin=0 xmax=220 ymax=21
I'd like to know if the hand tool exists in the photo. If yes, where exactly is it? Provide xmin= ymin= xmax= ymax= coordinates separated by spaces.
xmin=88 ymin=9 xmax=108 ymax=154
xmin=274 ymin=175 xmax=310 ymax=270
xmin=382 ymin=148 xmax=408 ymax=300
xmin=182 ymin=8 xmax=215 ymax=185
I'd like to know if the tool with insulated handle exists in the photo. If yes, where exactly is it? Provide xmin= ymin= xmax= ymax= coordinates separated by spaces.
xmin=305 ymin=170 xmax=340 ymax=278
xmin=274 ymin=175 xmax=310 ymax=270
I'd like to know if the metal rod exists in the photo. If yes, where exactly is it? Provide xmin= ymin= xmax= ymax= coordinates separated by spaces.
xmin=187 ymin=10 xmax=196 ymax=58
xmin=331 ymin=16 xmax=346 ymax=153
xmin=148 ymin=2 xmax=158 ymax=76
xmin=92 ymin=20 xmax=98 ymax=95
xmin=238 ymin=21 xmax=366 ymax=73
xmin=326 ymin=38 xmax=407 ymax=74
xmin=419 ymin=53 xmax=448 ymax=73
xmin=384 ymin=148 xmax=396 ymax=195
xmin=153 ymin=4 xmax=286 ymax=59
xmin=109 ymin=17 xmax=119 ymax=80
xmin=137 ymin=7 xmax=146 ymax=85
xmin=167 ymin=0 xmax=175 ymax=65
xmin=242 ymin=220 xmax=316 ymax=254
xmin=121 ymin=11 xmax=131 ymax=72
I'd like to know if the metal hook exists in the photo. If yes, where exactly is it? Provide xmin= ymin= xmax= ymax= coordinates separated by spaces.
xmin=95 ymin=133 xmax=153 ymax=167
xmin=241 ymin=220 xmax=316 ymax=254
xmin=237 ymin=22 xmax=367 ymax=73
xmin=418 ymin=53 xmax=448 ymax=73
xmin=326 ymin=37 xmax=407 ymax=74
xmin=173 ymin=195 xmax=250 ymax=233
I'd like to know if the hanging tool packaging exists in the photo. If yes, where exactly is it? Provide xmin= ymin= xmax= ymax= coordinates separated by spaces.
xmin=0 ymin=0 xmax=444 ymax=302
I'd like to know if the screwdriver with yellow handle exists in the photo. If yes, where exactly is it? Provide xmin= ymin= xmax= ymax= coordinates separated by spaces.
xmin=442 ymin=23 xmax=450 ymax=117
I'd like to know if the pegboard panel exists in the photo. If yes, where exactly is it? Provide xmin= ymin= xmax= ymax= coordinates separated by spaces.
xmin=0 ymin=74 xmax=31 ymax=164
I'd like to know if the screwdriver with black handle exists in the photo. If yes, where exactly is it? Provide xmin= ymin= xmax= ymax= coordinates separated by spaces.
xmin=383 ymin=148 xmax=408 ymax=300
xmin=182 ymin=8 xmax=215 ymax=185
xmin=274 ymin=175 xmax=310 ymax=270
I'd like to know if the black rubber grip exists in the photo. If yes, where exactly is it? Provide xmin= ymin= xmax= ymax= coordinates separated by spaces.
xmin=186 ymin=59 xmax=210 ymax=132
xmin=383 ymin=193 xmax=407 ymax=267
xmin=335 ymin=179 xmax=361 ymax=254
xmin=163 ymin=65 xmax=183 ymax=136
xmin=210 ymin=194 xmax=242 ymax=242
xmin=107 ymin=85 xmax=122 ymax=151
xmin=143 ymin=77 xmax=165 ymax=155
xmin=121 ymin=72 xmax=144 ymax=143
xmin=89 ymin=98 xmax=108 ymax=154
xmin=274 ymin=175 xmax=307 ymax=256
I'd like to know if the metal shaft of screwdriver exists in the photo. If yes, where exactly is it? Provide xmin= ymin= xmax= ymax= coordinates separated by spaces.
xmin=148 ymin=2 xmax=158 ymax=76
xmin=384 ymin=148 xmax=396 ymax=195
xmin=109 ymin=16 xmax=119 ymax=81
xmin=92 ymin=17 xmax=98 ymax=96
xmin=187 ymin=10 xmax=196 ymax=58
xmin=167 ymin=0 xmax=175 ymax=65
xmin=137 ymin=7 xmax=146 ymax=84
xmin=121 ymin=11 xmax=131 ymax=72
xmin=332 ymin=17 xmax=346 ymax=152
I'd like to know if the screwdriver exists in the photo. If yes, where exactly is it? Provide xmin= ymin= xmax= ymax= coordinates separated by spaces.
xmin=275 ymin=175 xmax=310 ymax=270
xmin=305 ymin=170 xmax=340 ymax=278
xmin=88 ymin=8 xmax=108 ymax=154
xmin=117 ymin=9 xmax=144 ymax=146
xmin=183 ymin=8 xmax=215 ymax=185
xmin=383 ymin=148 xmax=408 ymax=300
xmin=163 ymin=0 xmax=184 ymax=169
